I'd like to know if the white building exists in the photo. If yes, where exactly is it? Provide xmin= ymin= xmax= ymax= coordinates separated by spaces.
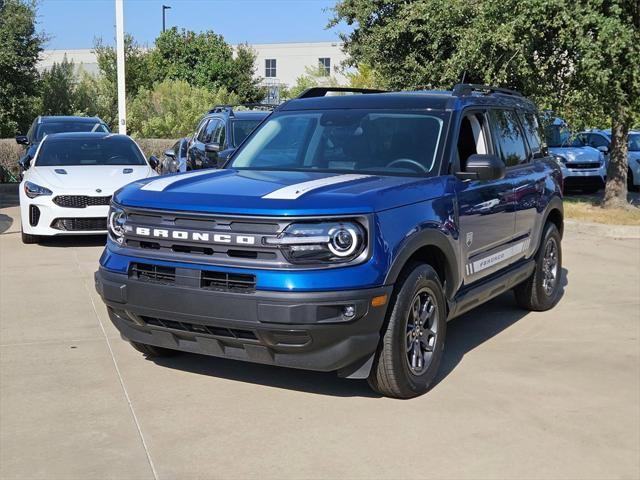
xmin=38 ymin=41 xmax=348 ymax=91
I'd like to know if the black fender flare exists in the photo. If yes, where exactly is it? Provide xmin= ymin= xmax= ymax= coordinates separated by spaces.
xmin=542 ymin=195 xmax=564 ymax=232
xmin=383 ymin=227 xmax=460 ymax=300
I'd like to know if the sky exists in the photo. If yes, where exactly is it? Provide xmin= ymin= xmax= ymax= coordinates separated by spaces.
xmin=37 ymin=0 xmax=350 ymax=49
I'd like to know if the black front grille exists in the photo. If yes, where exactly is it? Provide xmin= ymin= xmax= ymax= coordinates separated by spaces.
xmin=129 ymin=263 xmax=176 ymax=285
xmin=53 ymin=195 xmax=111 ymax=208
xmin=29 ymin=205 xmax=40 ymax=226
xmin=50 ymin=217 xmax=107 ymax=231
xmin=566 ymin=162 xmax=600 ymax=169
xmin=201 ymin=270 xmax=256 ymax=293
xmin=140 ymin=316 xmax=258 ymax=340
xmin=128 ymin=262 xmax=256 ymax=293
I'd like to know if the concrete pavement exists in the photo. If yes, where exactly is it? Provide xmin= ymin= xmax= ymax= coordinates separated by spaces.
xmin=1 ymin=197 xmax=639 ymax=480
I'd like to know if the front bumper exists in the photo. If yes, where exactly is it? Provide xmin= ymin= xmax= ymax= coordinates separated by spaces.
xmin=95 ymin=267 xmax=392 ymax=377
xmin=20 ymin=190 xmax=109 ymax=236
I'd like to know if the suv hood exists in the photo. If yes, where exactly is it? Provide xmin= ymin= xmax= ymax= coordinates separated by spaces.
xmin=548 ymin=146 xmax=601 ymax=163
xmin=115 ymin=169 xmax=447 ymax=215
xmin=30 ymin=165 xmax=154 ymax=193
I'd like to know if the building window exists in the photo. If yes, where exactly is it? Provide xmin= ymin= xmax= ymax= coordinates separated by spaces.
xmin=265 ymin=59 xmax=276 ymax=78
xmin=318 ymin=57 xmax=331 ymax=76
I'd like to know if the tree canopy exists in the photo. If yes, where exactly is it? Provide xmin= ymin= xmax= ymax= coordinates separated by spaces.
xmin=332 ymin=0 xmax=640 ymax=206
xmin=0 ymin=0 xmax=45 ymax=136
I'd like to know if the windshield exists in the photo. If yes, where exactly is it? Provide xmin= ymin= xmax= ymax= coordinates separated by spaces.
xmin=34 ymin=121 xmax=109 ymax=141
xmin=629 ymin=134 xmax=640 ymax=152
xmin=230 ymin=110 xmax=445 ymax=176
xmin=35 ymin=136 xmax=147 ymax=167
xmin=544 ymin=125 xmax=584 ymax=148
xmin=232 ymin=119 xmax=262 ymax=147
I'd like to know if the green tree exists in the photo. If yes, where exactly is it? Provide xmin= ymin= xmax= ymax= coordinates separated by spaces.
xmin=149 ymin=28 xmax=264 ymax=102
xmin=128 ymin=79 xmax=241 ymax=138
xmin=332 ymin=0 xmax=640 ymax=207
xmin=287 ymin=65 xmax=342 ymax=99
xmin=39 ymin=55 xmax=76 ymax=115
xmin=0 ymin=0 xmax=45 ymax=136
xmin=93 ymin=34 xmax=154 ymax=128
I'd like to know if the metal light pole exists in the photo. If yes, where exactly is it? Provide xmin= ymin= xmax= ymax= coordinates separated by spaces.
xmin=115 ymin=0 xmax=126 ymax=134
xmin=162 ymin=5 xmax=171 ymax=32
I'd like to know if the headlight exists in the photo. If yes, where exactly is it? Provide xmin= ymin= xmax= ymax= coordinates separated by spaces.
xmin=553 ymin=155 xmax=567 ymax=166
xmin=24 ymin=181 xmax=52 ymax=199
xmin=108 ymin=204 xmax=127 ymax=244
xmin=266 ymin=221 xmax=367 ymax=265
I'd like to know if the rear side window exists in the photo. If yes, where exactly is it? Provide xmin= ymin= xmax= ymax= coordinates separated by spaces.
xmin=519 ymin=112 xmax=543 ymax=157
xmin=491 ymin=110 xmax=528 ymax=167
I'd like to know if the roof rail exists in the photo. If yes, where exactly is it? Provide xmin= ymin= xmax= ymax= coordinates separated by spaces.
xmin=208 ymin=105 xmax=233 ymax=114
xmin=452 ymin=83 xmax=522 ymax=97
xmin=297 ymin=87 xmax=386 ymax=99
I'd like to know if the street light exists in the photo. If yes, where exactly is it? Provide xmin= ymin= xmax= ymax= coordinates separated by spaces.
xmin=162 ymin=5 xmax=171 ymax=32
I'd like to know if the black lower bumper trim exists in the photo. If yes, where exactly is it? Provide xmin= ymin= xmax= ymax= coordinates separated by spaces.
xmin=96 ymin=267 xmax=392 ymax=376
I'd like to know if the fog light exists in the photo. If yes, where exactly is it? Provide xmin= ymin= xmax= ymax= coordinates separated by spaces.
xmin=343 ymin=305 xmax=356 ymax=318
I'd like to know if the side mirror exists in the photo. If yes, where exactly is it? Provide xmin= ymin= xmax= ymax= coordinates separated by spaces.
xmin=597 ymin=145 xmax=609 ymax=154
xmin=19 ymin=157 xmax=31 ymax=170
xmin=148 ymin=155 xmax=159 ymax=170
xmin=456 ymin=154 xmax=506 ymax=181
xmin=205 ymin=142 xmax=220 ymax=153
xmin=15 ymin=135 xmax=29 ymax=146
xmin=163 ymin=148 xmax=176 ymax=158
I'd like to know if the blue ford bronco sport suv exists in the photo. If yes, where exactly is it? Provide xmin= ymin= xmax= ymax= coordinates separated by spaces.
xmin=95 ymin=84 xmax=564 ymax=398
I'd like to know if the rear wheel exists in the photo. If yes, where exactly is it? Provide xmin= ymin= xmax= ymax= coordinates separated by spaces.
xmin=21 ymin=229 xmax=39 ymax=244
xmin=129 ymin=341 xmax=177 ymax=357
xmin=514 ymin=222 xmax=563 ymax=311
xmin=368 ymin=263 xmax=446 ymax=399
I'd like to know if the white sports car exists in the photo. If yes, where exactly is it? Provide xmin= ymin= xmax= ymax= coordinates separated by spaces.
xmin=19 ymin=132 xmax=158 ymax=244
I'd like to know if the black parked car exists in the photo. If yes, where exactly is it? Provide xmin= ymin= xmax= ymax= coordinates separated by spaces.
xmin=16 ymin=116 xmax=110 ymax=177
xmin=187 ymin=106 xmax=270 ymax=170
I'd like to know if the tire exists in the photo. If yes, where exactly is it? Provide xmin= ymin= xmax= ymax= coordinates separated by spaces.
xmin=514 ymin=222 xmax=563 ymax=311
xmin=129 ymin=341 xmax=177 ymax=357
xmin=368 ymin=263 xmax=447 ymax=399
xmin=21 ymin=229 xmax=39 ymax=244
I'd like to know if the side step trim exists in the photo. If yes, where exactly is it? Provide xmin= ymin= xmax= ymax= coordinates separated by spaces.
xmin=448 ymin=259 xmax=535 ymax=320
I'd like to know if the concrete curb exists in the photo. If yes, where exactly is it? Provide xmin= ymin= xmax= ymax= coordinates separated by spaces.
xmin=565 ymin=219 xmax=640 ymax=239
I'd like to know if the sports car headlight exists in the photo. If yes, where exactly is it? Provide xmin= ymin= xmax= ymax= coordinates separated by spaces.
xmin=24 ymin=181 xmax=52 ymax=199
xmin=108 ymin=204 xmax=127 ymax=244
xmin=266 ymin=221 xmax=367 ymax=264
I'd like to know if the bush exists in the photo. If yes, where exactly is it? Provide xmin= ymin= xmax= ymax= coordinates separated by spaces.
xmin=135 ymin=138 xmax=177 ymax=160
xmin=0 ymin=139 xmax=22 ymax=182
xmin=128 ymin=79 xmax=241 ymax=138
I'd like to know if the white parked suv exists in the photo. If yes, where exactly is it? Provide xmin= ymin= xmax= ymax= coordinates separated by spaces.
xmin=578 ymin=129 xmax=640 ymax=191
xmin=19 ymin=132 xmax=158 ymax=244
xmin=545 ymin=119 xmax=605 ymax=193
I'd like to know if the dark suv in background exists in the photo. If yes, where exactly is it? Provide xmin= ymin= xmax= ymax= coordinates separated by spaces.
xmin=16 ymin=116 xmax=111 ymax=176
xmin=186 ymin=105 xmax=270 ymax=170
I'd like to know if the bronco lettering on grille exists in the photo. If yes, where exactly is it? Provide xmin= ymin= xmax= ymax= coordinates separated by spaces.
xmin=133 ymin=226 xmax=256 ymax=245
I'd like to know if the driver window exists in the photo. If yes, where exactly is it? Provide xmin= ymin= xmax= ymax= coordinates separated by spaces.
xmin=456 ymin=112 xmax=488 ymax=171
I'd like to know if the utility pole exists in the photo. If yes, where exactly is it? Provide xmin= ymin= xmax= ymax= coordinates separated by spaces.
xmin=162 ymin=5 xmax=171 ymax=32
xmin=115 ymin=0 xmax=126 ymax=134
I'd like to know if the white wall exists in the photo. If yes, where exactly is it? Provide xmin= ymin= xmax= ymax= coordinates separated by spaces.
xmin=38 ymin=41 xmax=348 ymax=88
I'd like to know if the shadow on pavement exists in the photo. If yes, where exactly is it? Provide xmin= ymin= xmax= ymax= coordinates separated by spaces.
xmin=150 ymin=267 xmax=569 ymax=398
xmin=0 ymin=214 xmax=13 ymax=233
xmin=0 ymin=184 xmax=19 ymax=208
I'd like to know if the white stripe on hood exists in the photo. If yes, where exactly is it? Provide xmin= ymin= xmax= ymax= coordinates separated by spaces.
xmin=140 ymin=169 xmax=222 ymax=192
xmin=262 ymin=174 xmax=371 ymax=200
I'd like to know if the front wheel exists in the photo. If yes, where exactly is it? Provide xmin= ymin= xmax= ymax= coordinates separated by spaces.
xmin=368 ymin=263 xmax=446 ymax=399
xmin=514 ymin=222 xmax=563 ymax=311
xmin=21 ymin=229 xmax=39 ymax=244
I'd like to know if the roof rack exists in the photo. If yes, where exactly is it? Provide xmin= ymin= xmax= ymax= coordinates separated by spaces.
xmin=208 ymin=105 xmax=233 ymax=114
xmin=207 ymin=103 xmax=277 ymax=115
xmin=296 ymin=87 xmax=386 ymax=99
xmin=452 ymin=83 xmax=522 ymax=97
